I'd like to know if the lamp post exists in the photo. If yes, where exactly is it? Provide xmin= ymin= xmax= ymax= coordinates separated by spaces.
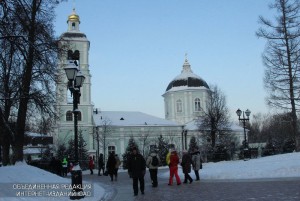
xmin=64 ymin=62 xmax=85 ymax=199
xmin=236 ymin=108 xmax=251 ymax=160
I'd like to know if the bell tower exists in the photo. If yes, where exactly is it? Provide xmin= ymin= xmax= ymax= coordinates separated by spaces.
xmin=54 ymin=8 xmax=94 ymax=154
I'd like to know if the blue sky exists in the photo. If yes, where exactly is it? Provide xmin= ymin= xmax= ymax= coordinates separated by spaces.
xmin=54 ymin=0 xmax=275 ymax=121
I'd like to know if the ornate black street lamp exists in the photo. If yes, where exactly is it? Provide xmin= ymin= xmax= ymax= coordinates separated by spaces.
xmin=64 ymin=62 xmax=85 ymax=199
xmin=236 ymin=108 xmax=251 ymax=160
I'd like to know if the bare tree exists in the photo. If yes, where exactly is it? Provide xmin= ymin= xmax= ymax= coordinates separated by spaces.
xmin=94 ymin=117 xmax=113 ymax=163
xmin=138 ymin=127 xmax=153 ymax=157
xmin=164 ymin=130 xmax=177 ymax=146
xmin=0 ymin=0 xmax=64 ymax=163
xmin=256 ymin=0 xmax=300 ymax=150
xmin=0 ymin=1 xmax=23 ymax=165
xmin=197 ymin=85 xmax=231 ymax=148
xmin=249 ymin=113 xmax=270 ymax=143
xmin=261 ymin=112 xmax=295 ymax=152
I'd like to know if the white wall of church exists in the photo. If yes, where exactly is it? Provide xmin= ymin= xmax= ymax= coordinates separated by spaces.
xmin=164 ymin=88 xmax=210 ymax=124
xmin=95 ymin=125 xmax=184 ymax=162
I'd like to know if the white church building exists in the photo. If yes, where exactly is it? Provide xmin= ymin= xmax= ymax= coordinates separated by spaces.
xmin=54 ymin=9 xmax=245 ymax=160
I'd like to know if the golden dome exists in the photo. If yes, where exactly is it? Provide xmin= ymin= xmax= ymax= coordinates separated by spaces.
xmin=68 ymin=9 xmax=80 ymax=22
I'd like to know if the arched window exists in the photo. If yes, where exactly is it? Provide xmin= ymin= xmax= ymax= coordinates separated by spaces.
xmin=78 ymin=111 xmax=82 ymax=121
xmin=67 ymin=50 xmax=73 ymax=60
xmin=66 ymin=111 xmax=73 ymax=121
xmin=72 ymin=22 xmax=76 ymax=30
xmin=67 ymin=50 xmax=80 ymax=66
xmin=195 ymin=98 xmax=201 ymax=111
xmin=73 ymin=50 xmax=80 ymax=66
xmin=108 ymin=146 xmax=115 ymax=154
xmin=73 ymin=50 xmax=80 ymax=60
xmin=176 ymin=99 xmax=182 ymax=113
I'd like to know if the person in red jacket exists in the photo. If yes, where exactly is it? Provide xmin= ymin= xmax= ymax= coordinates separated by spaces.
xmin=89 ymin=156 xmax=94 ymax=175
xmin=168 ymin=149 xmax=181 ymax=185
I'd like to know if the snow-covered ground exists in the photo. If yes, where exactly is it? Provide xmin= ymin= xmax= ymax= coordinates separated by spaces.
xmin=1 ymin=152 xmax=300 ymax=200
xmin=160 ymin=152 xmax=300 ymax=180
xmin=0 ymin=162 xmax=104 ymax=201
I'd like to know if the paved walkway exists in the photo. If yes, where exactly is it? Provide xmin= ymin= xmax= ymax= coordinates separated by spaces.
xmin=84 ymin=169 xmax=300 ymax=201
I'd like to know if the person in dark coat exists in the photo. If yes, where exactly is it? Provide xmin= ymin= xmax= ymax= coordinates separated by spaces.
xmin=106 ymin=152 xmax=117 ymax=181
xmin=114 ymin=154 xmax=121 ymax=181
xmin=50 ymin=157 xmax=62 ymax=176
xmin=98 ymin=153 xmax=105 ymax=176
xmin=181 ymin=150 xmax=193 ymax=184
xmin=127 ymin=147 xmax=146 ymax=196
xmin=49 ymin=156 xmax=56 ymax=174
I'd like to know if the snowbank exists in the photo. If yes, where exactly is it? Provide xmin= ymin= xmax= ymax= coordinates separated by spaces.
xmin=0 ymin=162 xmax=105 ymax=201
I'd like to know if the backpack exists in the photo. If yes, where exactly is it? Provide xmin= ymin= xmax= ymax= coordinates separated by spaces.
xmin=151 ymin=155 xmax=159 ymax=166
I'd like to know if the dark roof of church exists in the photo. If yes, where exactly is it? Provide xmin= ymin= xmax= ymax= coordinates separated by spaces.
xmin=166 ymin=77 xmax=209 ymax=91
xmin=165 ymin=59 xmax=209 ymax=92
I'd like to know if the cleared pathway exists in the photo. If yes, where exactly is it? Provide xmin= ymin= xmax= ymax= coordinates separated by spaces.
xmin=84 ymin=169 xmax=300 ymax=201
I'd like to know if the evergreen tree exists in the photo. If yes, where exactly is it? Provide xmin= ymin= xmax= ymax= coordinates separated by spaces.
xmin=157 ymin=135 xmax=168 ymax=166
xmin=188 ymin=136 xmax=199 ymax=153
xmin=122 ymin=136 xmax=139 ymax=169
xmin=66 ymin=138 xmax=75 ymax=162
xmin=78 ymin=131 xmax=89 ymax=169
xmin=56 ymin=143 xmax=67 ymax=162
xmin=41 ymin=145 xmax=53 ymax=161
xmin=65 ymin=131 xmax=89 ymax=169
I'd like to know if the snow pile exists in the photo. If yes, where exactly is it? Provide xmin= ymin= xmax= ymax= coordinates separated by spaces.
xmin=0 ymin=162 xmax=105 ymax=201
xmin=160 ymin=152 xmax=300 ymax=180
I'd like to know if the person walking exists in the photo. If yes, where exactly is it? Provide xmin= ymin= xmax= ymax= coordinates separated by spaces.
xmin=106 ymin=152 xmax=117 ymax=181
xmin=89 ymin=156 xmax=95 ymax=175
xmin=50 ymin=156 xmax=62 ymax=176
xmin=146 ymin=150 xmax=160 ymax=187
xmin=114 ymin=154 xmax=121 ymax=181
xmin=98 ymin=153 xmax=105 ymax=176
xmin=191 ymin=148 xmax=202 ymax=181
xmin=181 ymin=150 xmax=193 ymax=184
xmin=127 ymin=147 xmax=146 ymax=196
xmin=168 ymin=149 xmax=181 ymax=186
xmin=62 ymin=157 xmax=68 ymax=177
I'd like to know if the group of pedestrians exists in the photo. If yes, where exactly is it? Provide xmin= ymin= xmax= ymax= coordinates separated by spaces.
xmin=94 ymin=152 xmax=121 ymax=182
xmin=126 ymin=146 xmax=203 ymax=196
xmin=85 ymin=147 xmax=202 ymax=197
xmin=167 ymin=148 xmax=202 ymax=185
